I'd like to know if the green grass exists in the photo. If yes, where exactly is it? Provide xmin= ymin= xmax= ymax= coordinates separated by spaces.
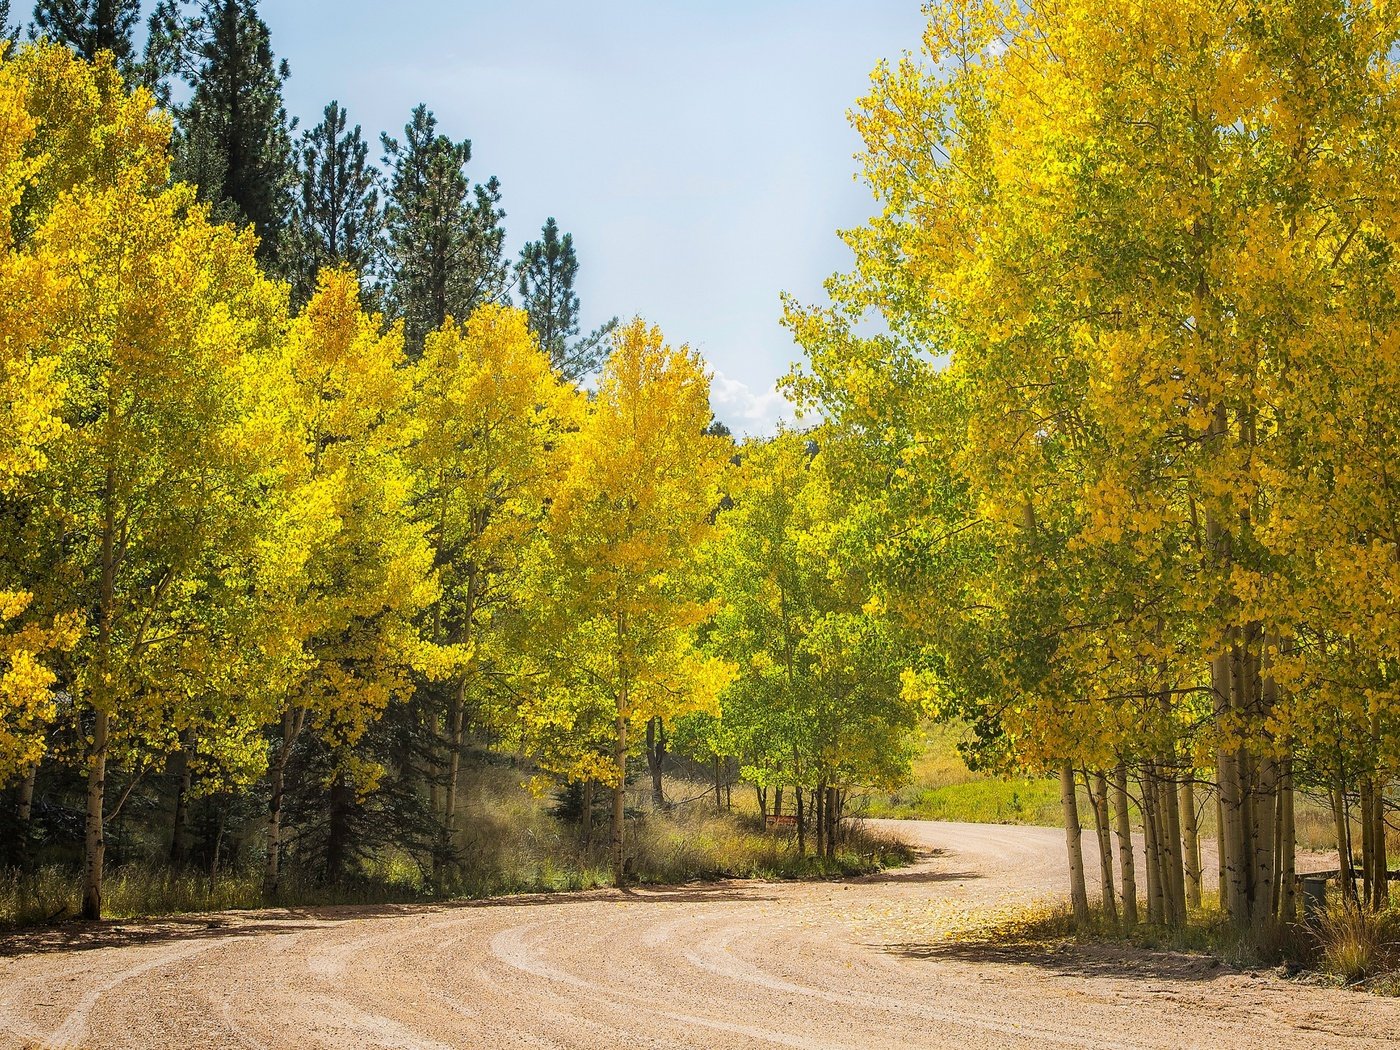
xmin=860 ymin=721 xmax=1068 ymax=825
xmin=855 ymin=721 xmax=1393 ymax=860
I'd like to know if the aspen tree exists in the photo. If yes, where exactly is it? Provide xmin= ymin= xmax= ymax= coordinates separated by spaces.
xmin=406 ymin=304 xmax=578 ymax=857
xmin=523 ymin=319 xmax=732 ymax=884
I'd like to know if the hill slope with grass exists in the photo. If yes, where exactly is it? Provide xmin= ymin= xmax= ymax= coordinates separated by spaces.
xmin=858 ymin=722 xmax=1066 ymax=825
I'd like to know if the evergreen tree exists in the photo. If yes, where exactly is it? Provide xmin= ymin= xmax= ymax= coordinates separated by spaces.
xmin=155 ymin=0 xmax=293 ymax=264
xmin=285 ymin=100 xmax=381 ymax=307
xmin=31 ymin=0 xmax=139 ymax=65
xmin=516 ymin=217 xmax=617 ymax=382
xmin=381 ymin=104 xmax=508 ymax=353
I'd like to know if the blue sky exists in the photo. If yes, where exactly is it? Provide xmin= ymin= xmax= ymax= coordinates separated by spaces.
xmin=263 ymin=2 xmax=927 ymax=434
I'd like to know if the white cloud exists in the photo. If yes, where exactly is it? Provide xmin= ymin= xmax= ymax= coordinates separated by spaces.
xmin=708 ymin=368 xmax=798 ymax=437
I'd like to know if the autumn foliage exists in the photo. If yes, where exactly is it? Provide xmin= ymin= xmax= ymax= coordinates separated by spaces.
xmin=788 ymin=0 xmax=1400 ymax=929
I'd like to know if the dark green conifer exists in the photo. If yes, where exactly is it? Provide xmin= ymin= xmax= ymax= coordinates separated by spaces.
xmin=516 ymin=217 xmax=616 ymax=381
xmin=285 ymin=100 xmax=381 ymax=307
xmin=381 ymin=104 xmax=508 ymax=352
xmin=147 ymin=0 xmax=293 ymax=264
xmin=31 ymin=0 xmax=139 ymax=64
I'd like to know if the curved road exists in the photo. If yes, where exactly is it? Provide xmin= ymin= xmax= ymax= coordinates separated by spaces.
xmin=2 ymin=821 xmax=1396 ymax=1049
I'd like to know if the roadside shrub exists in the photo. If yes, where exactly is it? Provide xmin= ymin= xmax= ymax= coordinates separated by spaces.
xmin=1312 ymin=903 xmax=1400 ymax=986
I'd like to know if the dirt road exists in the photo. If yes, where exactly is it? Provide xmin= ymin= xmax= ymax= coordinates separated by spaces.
xmin=2 ymin=820 xmax=1397 ymax=1049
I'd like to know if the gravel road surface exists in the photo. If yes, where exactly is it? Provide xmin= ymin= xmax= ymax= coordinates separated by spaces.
xmin=2 ymin=820 xmax=1397 ymax=1049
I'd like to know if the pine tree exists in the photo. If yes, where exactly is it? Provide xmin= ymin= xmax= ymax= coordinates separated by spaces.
xmin=381 ymin=104 xmax=508 ymax=353
xmin=31 ymin=0 xmax=139 ymax=65
xmin=162 ymin=0 xmax=294 ymax=264
xmin=284 ymin=100 xmax=381 ymax=307
xmin=516 ymin=218 xmax=616 ymax=382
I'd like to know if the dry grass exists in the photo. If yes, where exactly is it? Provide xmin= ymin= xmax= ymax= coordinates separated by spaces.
xmin=1 ymin=766 xmax=911 ymax=928
xmin=965 ymin=889 xmax=1400 ymax=997
xmin=1311 ymin=902 xmax=1400 ymax=987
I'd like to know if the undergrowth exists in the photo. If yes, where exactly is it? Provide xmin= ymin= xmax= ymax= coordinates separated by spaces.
xmin=0 ymin=774 xmax=911 ymax=928
xmin=968 ymin=894 xmax=1400 ymax=997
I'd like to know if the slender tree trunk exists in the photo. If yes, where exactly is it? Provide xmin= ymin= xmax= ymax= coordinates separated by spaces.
xmin=1253 ymin=644 xmax=1281 ymax=919
xmin=1332 ymin=781 xmax=1357 ymax=906
xmin=823 ymin=784 xmax=834 ymax=856
xmin=645 ymin=717 xmax=666 ymax=810
xmin=82 ymin=708 xmax=110 ymax=921
xmin=1250 ymin=756 xmax=1278 ymax=921
xmin=1060 ymin=763 xmax=1089 ymax=925
xmin=795 ymin=785 xmax=806 ymax=856
xmin=84 ymin=460 xmax=118 ymax=922
xmin=1276 ymin=758 xmax=1296 ymax=921
xmin=774 ymin=787 xmax=783 ymax=816
xmin=15 ymin=764 xmax=36 ymax=870
xmin=756 ymin=784 xmax=767 ymax=820
xmin=1216 ymin=789 xmax=1228 ymax=906
xmin=612 ymin=714 xmax=628 ymax=886
xmin=1214 ymin=643 xmax=1250 ymax=924
xmin=16 ymin=765 xmax=35 ymax=826
xmin=1179 ymin=775 xmax=1203 ymax=909
xmin=209 ymin=796 xmax=226 ymax=888
xmin=581 ymin=779 xmax=594 ymax=852
xmin=1088 ymin=772 xmax=1117 ymax=926
xmin=1142 ymin=772 xmax=1164 ymax=925
xmin=1112 ymin=765 xmax=1138 ymax=925
xmin=264 ymin=710 xmax=300 ymax=898
xmin=325 ymin=772 xmax=353 ymax=884
xmin=444 ymin=679 xmax=467 ymax=831
xmin=1361 ymin=778 xmax=1376 ymax=910
xmin=1158 ymin=766 xmax=1187 ymax=927
xmin=713 ymin=754 xmax=723 ymax=811
xmin=814 ymin=782 xmax=826 ymax=859
xmin=169 ymin=739 xmax=192 ymax=867
xmin=1373 ymin=773 xmax=1389 ymax=909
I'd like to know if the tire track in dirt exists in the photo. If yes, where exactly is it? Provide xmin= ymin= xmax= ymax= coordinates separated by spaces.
xmin=1 ymin=820 xmax=1395 ymax=1050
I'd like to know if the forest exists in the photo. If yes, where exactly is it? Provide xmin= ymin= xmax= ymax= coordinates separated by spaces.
xmin=0 ymin=1 xmax=917 ymax=924
xmin=1 ymin=0 xmax=1398 ymax=973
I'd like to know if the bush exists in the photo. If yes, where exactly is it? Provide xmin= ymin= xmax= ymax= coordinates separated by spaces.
xmin=1312 ymin=903 xmax=1400 ymax=986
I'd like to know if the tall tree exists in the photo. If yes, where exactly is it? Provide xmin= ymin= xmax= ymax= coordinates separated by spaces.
xmin=31 ymin=0 xmax=139 ymax=65
xmin=406 ymin=304 xmax=579 ymax=864
xmin=261 ymin=269 xmax=438 ymax=894
xmin=162 ymin=0 xmax=294 ymax=263
xmin=516 ymin=217 xmax=616 ymax=382
xmin=788 ymin=0 xmax=1400 ymax=931
xmin=521 ymin=319 xmax=734 ymax=884
xmin=0 ymin=46 xmax=80 ymax=786
xmin=284 ymin=100 xmax=381 ymax=307
xmin=34 ymin=177 xmax=288 ymax=919
xmin=381 ymin=104 xmax=507 ymax=353
xmin=708 ymin=431 xmax=916 ymax=850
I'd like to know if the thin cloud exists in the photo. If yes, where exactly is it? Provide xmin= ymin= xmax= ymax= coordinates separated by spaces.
xmin=708 ymin=368 xmax=795 ymax=437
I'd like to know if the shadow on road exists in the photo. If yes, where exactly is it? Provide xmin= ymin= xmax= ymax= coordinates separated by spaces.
xmin=885 ymin=936 xmax=1231 ymax=983
xmin=0 ymin=881 xmax=781 ymax=959
xmin=0 ymin=917 xmax=325 ymax=959
xmin=851 ymin=848 xmax=985 ymax=887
